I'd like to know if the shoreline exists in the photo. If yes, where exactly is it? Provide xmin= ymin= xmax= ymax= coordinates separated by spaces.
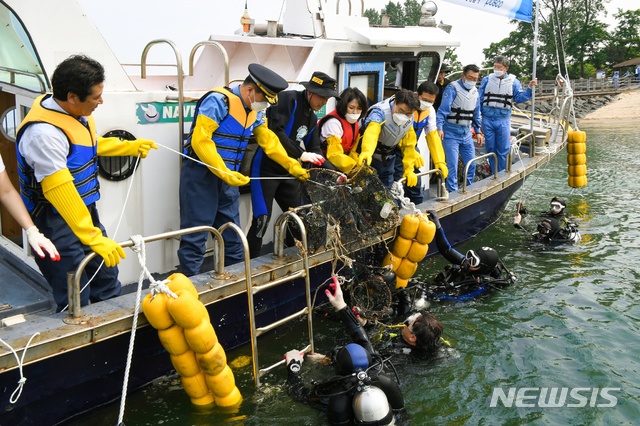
xmin=578 ymin=88 xmax=640 ymax=122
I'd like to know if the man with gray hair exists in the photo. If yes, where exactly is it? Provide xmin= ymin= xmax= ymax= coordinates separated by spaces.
xmin=478 ymin=55 xmax=538 ymax=173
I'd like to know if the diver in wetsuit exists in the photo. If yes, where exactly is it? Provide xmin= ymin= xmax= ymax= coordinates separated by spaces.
xmin=418 ymin=210 xmax=516 ymax=300
xmin=284 ymin=276 xmax=409 ymax=425
xmin=514 ymin=197 xmax=580 ymax=245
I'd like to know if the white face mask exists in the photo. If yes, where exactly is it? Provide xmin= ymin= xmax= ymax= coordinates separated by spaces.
xmin=392 ymin=113 xmax=410 ymax=126
xmin=462 ymin=80 xmax=476 ymax=90
xmin=250 ymin=90 xmax=269 ymax=111
xmin=493 ymin=69 xmax=505 ymax=78
xmin=419 ymin=100 xmax=433 ymax=111
xmin=345 ymin=113 xmax=360 ymax=124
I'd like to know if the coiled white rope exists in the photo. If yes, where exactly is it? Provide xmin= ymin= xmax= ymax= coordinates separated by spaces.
xmin=116 ymin=235 xmax=176 ymax=426
xmin=389 ymin=181 xmax=420 ymax=215
xmin=0 ymin=332 xmax=40 ymax=403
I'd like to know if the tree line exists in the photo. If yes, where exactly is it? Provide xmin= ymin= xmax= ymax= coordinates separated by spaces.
xmin=364 ymin=0 xmax=640 ymax=80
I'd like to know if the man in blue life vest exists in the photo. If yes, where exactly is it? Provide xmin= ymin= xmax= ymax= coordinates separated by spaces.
xmin=16 ymin=55 xmax=158 ymax=312
xmin=178 ymin=64 xmax=309 ymax=275
xmin=478 ymin=55 xmax=538 ymax=173
xmin=357 ymin=89 xmax=423 ymax=190
xmin=393 ymin=81 xmax=448 ymax=204
xmin=436 ymin=64 xmax=484 ymax=193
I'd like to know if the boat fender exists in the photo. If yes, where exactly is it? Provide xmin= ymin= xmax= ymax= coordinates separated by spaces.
xmin=396 ymin=258 xmax=418 ymax=280
xmin=567 ymin=153 xmax=586 ymax=166
xmin=415 ymin=213 xmax=436 ymax=245
xmin=141 ymin=293 xmax=174 ymax=330
xmin=167 ymin=272 xmax=199 ymax=299
xmin=167 ymin=290 xmax=210 ymax=329
xmin=399 ymin=214 xmax=420 ymax=239
xmin=567 ymin=142 xmax=586 ymax=155
xmin=196 ymin=343 xmax=227 ymax=376
xmin=568 ymin=175 xmax=588 ymax=188
xmin=158 ymin=324 xmax=190 ymax=355
xmin=184 ymin=318 xmax=218 ymax=354
xmin=568 ymin=130 xmax=587 ymax=144
xmin=391 ymin=236 xmax=412 ymax=258
xmin=568 ymin=165 xmax=586 ymax=176
xmin=395 ymin=277 xmax=409 ymax=289
xmin=214 ymin=386 xmax=243 ymax=408
xmin=181 ymin=371 xmax=212 ymax=400
xmin=406 ymin=241 xmax=428 ymax=263
xmin=204 ymin=365 xmax=236 ymax=399
xmin=170 ymin=350 xmax=201 ymax=377
xmin=382 ymin=252 xmax=402 ymax=272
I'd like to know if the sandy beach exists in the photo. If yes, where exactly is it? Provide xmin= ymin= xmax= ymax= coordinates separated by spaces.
xmin=580 ymin=87 xmax=640 ymax=121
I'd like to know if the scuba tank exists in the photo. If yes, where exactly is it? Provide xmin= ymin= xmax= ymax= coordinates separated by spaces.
xmin=352 ymin=371 xmax=395 ymax=425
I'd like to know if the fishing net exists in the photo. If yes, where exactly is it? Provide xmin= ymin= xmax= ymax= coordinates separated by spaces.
xmin=300 ymin=166 xmax=400 ymax=253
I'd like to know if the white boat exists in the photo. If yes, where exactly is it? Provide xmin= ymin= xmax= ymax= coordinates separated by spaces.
xmin=0 ymin=1 xmax=575 ymax=424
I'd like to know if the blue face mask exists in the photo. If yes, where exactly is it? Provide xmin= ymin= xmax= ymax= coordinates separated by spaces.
xmin=462 ymin=80 xmax=476 ymax=90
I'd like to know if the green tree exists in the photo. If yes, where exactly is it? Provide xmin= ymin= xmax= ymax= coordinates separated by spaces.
xmin=444 ymin=47 xmax=463 ymax=72
xmin=363 ymin=7 xmax=381 ymax=25
xmin=403 ymin=0 xmax=425 ymax=26
xmin=603 ymin=9 xmax=640 ymax=68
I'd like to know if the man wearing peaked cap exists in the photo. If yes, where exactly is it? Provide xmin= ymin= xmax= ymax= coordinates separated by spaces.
xmin=246 ymin=71 xmax=339 ymax=258
xmin=248 ymin=63 xmax=288 ymax=105
xmin=178 ymin=63 xmax=309 ymax=274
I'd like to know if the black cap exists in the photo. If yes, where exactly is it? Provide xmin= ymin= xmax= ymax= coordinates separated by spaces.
xmin=301 ymin=71 xmax=339 ymax=98
xmin=248 ymin=63 xmax=288 ymax=105
xmin=440 ymin=63 xmax=451 ymax=73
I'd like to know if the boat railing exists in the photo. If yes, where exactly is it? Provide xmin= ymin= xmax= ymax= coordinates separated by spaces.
xmin=140 ymin=39 xmax=185 ymax=158
xmin=67 ymin=226 xmax=226 ymax=318
xmin=0 ymin=65 xmax=47 ymax=94
xmin=336 ymin=0 xmax=364 ymax=15
xmin=188 ymin=41 xmax=230 ymax=86
xmin=462 ymin=152 xmax=498 ymax=194
xmin=249 ymin=210 xmax=314 ymax=386
xmin=398 ymin=168 xmax=445 ymax=198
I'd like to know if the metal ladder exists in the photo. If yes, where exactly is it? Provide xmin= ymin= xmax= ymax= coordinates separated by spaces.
xmin=245 ymin=211 xmax=315 ymax=386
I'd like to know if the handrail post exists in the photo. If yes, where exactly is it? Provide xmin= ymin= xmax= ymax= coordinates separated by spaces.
xmin=188 ymin=41 xmax=230 ymax=86
xmin=70 ymin=226 xmax=222 ymax=317
xmin=462 ymin=152 xmax=497 ymax=193
xmin=140 ymin=39 xmax=185 ymax=157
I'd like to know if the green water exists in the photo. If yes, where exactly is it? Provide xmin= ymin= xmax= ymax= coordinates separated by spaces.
xmin=68 ymin=121 xmax=640 ymax=425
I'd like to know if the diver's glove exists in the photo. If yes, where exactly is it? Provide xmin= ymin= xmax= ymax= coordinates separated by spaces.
xmin=42 ymin=169 xmax=126 ymax=267
xmin=325 ymin=275 xmax=347 ymax=311
xmin=513 ymin=213 xmax=522 ymax=225
xmin=284 ymin=349 xmax=304 ymax=373
xmin=98 ymin=137 xmax=158 ymax=158
xmin=426 ymin=210 xmax=441 ymax=229
xmin=25 ymin=226 xmax=60 ymax=261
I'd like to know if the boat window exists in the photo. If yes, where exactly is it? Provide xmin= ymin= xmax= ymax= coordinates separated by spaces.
xmin=0 ymin=106 xmax=17 ymax=141
xmin=417 ymin=52 xmax=440 ymax=85
xmin=348 ymin=72 xmax=380 ymax=108
xmin=0 ymin=3 xmax=48 ymax=93
xmin=97 ymin=130 xmax=139 ymax=181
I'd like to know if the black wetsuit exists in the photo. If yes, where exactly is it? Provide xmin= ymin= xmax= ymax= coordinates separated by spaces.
xmin=285 ymin=307 xmax=408 ymax=425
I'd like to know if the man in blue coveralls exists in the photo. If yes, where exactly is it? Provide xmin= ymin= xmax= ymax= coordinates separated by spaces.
xmin=436 ymin=64 xmax=484 ymax=193
xmin=478 ymin=55 xmax=537 ymax=173
xmin=178 ymin=64 xmax=309 ymax=275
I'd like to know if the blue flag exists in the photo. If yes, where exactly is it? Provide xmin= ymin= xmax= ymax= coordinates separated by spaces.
xmin=440 ymin=0 xmax=533 ymax=23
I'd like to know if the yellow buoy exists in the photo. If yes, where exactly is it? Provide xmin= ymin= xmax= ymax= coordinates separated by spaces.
xmin=396 ymin=258 xmax=418 ymax=280
xmin=215 ymin=386 xmax=243 ymax=408
xmin=395 ymin=277 xmax=409 ymax=289
xmin=158 ymin=324 xmax=190 ymax=355
xmin=204 ymin=365 xmax=236 ymax=398
xmin=184 ymin=319 xmax=218 ymax=354
xmin=167 ymin=290 xmax=209 ymax=329
xmin=567 ymin=142 xmax=586 ymax=155
xmin=382 ymin=252 xmax=402 ymax=272
xmin=567 ymin=153 xmax=587 ymax=166
xmin=399 ymin=214 xmax=420 ymax=239
xmin=167 ymin=272 xmax=199 ymax=299
xmin=170 ymin=350 xmax=201 ymax=378
xmin=181 ymin=371 xmax=211 ymax=400
xmin=406 ymin=241 xmax=428 ymax=263
xmin=391 ymin=236 xmax=412 ymax=258
xmin=141 ymin=293 xmax=174 ymax=330
xmin=415 ymin=214 xmax=436 ymax=245
xmin=197 ymin=343 xmax=227 ymax=376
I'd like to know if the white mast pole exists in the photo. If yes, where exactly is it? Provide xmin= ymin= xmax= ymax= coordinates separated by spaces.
xmin=529 ymin=0 xmax=539 ymax=139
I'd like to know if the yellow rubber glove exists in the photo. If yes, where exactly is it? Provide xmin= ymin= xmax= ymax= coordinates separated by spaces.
xmin=98 ymin=137 xmax=158 ymax=158
xmin=398 ymin=127 xmax=418 ymax=166
xmin=426 ymin=129 xmax=449 ymax=179
xmin=357 ymin=121 xmax=382 ymax=166
xmin=403 ymin=169 xmax=418 ymax=187
xmin=253 ymin=122 xmax=309 ymax=181
xmin=414 ymin=154 xmax=425 ymax=169
xmin=41 ymin=169 xmax=125 ymax=267
xmin=191 ymin=114 xmax=250 ymax=186
xmin=326 ymin=135 xmax=356 ymax=173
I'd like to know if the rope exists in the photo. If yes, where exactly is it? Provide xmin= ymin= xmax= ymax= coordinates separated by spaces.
xmin=389 ymin=181 xmax=419 ymax=215
xmin=0 ymin=332 xmax=40 ymax=404
xmin=116 ymin=235 xmax=176 ymax=426
xmin=156 ymin=142 xmax=295 ymax=180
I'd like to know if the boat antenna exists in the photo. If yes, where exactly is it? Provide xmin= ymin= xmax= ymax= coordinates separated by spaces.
xmin=241 ymin=0 xmax=252 ymax=35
